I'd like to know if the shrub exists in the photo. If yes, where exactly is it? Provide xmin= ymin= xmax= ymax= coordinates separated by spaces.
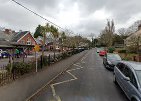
xmin=6 ymin=62 xmax=33 ymax=75
xmin=118 ymin=49 xmax=126 ymax=53
xmin=42 ymin=56 xmax=48 ymax=66
xmin=108 ymin=47 xmax=115 ymax=53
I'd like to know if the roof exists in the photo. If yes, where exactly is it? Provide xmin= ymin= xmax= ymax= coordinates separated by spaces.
xmin=0 ymin=40 xmax=14 ymax=48
xmin=122 ymin=61 xmax=141 ymax=70
xmin=11 ymin=31 xmax=29 ymax=42
xmin=0 ymin=30 xmax=16 ymax=41
xmin=0 ymin=31 xmax=8 ymax=41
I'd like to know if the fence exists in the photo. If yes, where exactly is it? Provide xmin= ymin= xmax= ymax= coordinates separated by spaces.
xmin=0 ymin=49 xmax=85 ymax=87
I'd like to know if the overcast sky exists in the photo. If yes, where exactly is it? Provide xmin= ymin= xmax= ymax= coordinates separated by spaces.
xmin=0 ymin=0 xmax=141 ymax=37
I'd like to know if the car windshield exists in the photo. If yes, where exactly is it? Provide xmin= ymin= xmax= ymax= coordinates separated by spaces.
xmin=136 ymin=70 xmax=141 ymax=87
xmin=107 ymin=54 xmax=121 ymax=60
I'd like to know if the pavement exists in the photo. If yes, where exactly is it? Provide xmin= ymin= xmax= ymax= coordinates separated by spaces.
xmin=0 ymin=50 xmax=87 ymax=101
xmin=33 ymin=49 xmax=129 ymax=101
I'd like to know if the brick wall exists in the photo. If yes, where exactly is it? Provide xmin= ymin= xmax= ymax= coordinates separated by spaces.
xmin=18 ymin=32 xmax=37 ymax=45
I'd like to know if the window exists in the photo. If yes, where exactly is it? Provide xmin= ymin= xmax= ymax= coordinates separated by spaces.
xmin=122 ymin=66 xmax=138 ymax=88
xmin=117 ymin=63 xmax=125 ymax=73
xmin=27 ymin=38 xmax=31 ymax=45
xmin=123 ymin=66 xmax=131 ymax=78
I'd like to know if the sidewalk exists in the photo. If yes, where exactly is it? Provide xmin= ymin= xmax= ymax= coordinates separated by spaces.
xmin=0 ymin=50 xmax=87 ymax=101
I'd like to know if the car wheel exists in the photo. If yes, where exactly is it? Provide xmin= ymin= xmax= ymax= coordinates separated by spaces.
xmin=113 ymin=74 xmax=117 ymax=84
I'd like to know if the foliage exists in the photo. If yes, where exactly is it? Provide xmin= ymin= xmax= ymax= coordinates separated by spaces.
xmin=113 ymin=34 xmax=124 ymax=45
xmin=50 ymin=25 xmax=59 ymax=38
xmin=99 ymin=20 xmax=115 ymax=47
xmin=108 ymin=47 xmax=115 ymax=53
xmin=34 ymin=25 xmax=44 ymax=38
xmin=6 ymin=62 xmax=33 ymax=75
xmin=126 ymin=36 xmax=141 ymax=53
xmin=118 ymin=49 xmax=126 ymax=53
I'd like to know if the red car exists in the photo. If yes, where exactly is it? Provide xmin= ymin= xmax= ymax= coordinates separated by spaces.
xmin=99 ymin=50 xmax=107 ymax=56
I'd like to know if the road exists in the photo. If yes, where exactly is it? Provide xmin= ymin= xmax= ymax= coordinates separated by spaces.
xmin=33 ymin=49 xmax=128 ymax=101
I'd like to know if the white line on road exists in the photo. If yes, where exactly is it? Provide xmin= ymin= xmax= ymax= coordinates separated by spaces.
xmin=81 ymin=51 xmax=90 ymax=63
xmin=50 ymin=63 xmax=84 ymax=101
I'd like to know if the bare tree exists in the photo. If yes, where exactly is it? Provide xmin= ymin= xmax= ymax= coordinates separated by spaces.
xmin=118 ymin=28 xmax=127 ymax=36
xmin=99 ymin=20 xmax=115 ymax=47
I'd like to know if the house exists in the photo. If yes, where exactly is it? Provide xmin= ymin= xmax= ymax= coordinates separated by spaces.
xmin=125 ymin=24 xmax=141 ymax=47
xmin=11 ymin=31 xmax=37 ymax=45
xmin=11 ymin=31 xmax=37 ymax=55
xmin=35 ymin=34 xmax=55 ymax=51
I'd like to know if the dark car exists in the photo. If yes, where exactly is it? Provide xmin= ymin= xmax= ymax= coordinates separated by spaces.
xmin=103 ymin=53 xmax=121 ymax=70
xmin=1 ymin=51 xmax=10 ymax=58
xmin=114 ymin=61 xmax=141 ymax=101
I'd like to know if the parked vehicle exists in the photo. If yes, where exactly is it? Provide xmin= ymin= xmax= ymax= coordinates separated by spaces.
xmin=96 ymin=48 xmax=100 ymax=53
xmin=99 ymin=50 xmax=107 ymax=56
xmin=1 ymin=51 xmax=10 ymax=58
xmin=114 ymin=61 xmax=141 ymax=101
xmin=103 ymin=53 xmax=121 ymax=70
xmin=96 ymin=47 xmax=104 ymax=53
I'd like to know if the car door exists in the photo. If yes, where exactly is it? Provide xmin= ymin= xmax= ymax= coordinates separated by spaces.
xmin=122 ymin=67 xmax=140 ymax=99
xmin=115 ymin=63 xmax=125 ymax=90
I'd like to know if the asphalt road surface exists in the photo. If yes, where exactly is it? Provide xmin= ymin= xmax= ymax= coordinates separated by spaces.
xmin=33 ymin=49 xmax=128 ymax=101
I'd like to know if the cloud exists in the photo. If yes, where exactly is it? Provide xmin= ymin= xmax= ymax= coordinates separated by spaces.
xmin=0 ymin=0 xmax=141 ymax=37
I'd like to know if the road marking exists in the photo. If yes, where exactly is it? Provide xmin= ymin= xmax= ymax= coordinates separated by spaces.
xmin=25 ymin=50 xmax=88 ymax=101
xmin=50 ymin=63 xmax=84 ymax=101
xmin=81 ymin=52 xmax=89 ymax=63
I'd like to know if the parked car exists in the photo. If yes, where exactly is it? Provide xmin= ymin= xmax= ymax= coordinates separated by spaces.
xmin=103 ymin=53 xmax=121 ymax=70
xmin=99 ymin=50 xmax=107 ymax=56
xmin=1 ymin=51 xmax=10 ymax=58
xmin=96 ymin=48 xmax=101 ymax=53
xmin=96 ymin=47 xmax=104 ymax=53
xmin=114 ymin=61 xmax=141 ymax=101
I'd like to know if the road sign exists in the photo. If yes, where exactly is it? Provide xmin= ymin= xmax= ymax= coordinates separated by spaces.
xmin=34 ymin=45 xmax=40 ymax=52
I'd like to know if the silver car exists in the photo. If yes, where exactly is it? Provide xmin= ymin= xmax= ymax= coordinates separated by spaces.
xmin=114 ymin=61 xmax=141 ymax=101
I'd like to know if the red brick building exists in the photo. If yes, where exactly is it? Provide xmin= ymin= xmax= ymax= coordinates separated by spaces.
xmin=12 ymin=31 xmax=37 ymax=45
xmin=11 ymin=31 xmax=37 ymax=55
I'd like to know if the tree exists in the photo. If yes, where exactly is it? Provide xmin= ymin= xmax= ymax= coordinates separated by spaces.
xmin=50 ymin=25 xmax=59 ymax=54
xmin=99 ymin=20 xmax=115 ymax=47
xmin=34 ymin=23 xmax=51 ymax=63
xmin=126 ymin=35 xmax=141 ymax=53
xmin=34 ymin=25 xmax=44 ymax=38
xmin=113 ymin=34 xmax=124 ymax=46
xmin=60 ymin=31 xmax=66 ymax=51
xmin=118 ymin=28 xmax=127 ymax=36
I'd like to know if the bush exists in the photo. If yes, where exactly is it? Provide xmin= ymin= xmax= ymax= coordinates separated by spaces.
xmin=6 ymin=62 xmax=33 ymax=75
xmin=108 ymin=47 xmax=115 ymax=53
xmin=42 ymin=56 xmax=48 ymax=66
xmin=118 ymin=49 xmax=126 ymax=53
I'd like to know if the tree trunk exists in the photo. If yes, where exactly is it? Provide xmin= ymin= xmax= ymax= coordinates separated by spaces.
xmin=42 ymin=32 xmax=46 ymax=65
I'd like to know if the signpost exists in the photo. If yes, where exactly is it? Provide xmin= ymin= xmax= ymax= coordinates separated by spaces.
xmin=34 ymin=45 xmax=40 ymax=72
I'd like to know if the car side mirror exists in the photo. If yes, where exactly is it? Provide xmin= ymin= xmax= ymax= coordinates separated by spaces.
xmin=124 ymin=77 xmax=130 ymax=81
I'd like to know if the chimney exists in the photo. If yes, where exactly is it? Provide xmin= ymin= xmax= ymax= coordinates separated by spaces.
xmin=138 ymin=24 xmax=141 ymax=31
